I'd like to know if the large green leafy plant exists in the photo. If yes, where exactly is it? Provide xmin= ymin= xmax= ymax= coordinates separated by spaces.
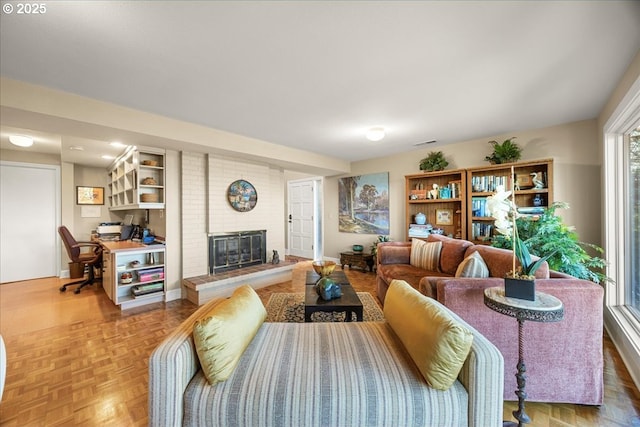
xmin=491 ymin=202 xmax=608 ymax=284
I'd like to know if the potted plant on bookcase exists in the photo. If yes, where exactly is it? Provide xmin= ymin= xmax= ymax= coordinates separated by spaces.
xmin=419 ymin=151 xmax=449 ymax=171
xmin=486 ymin=183 xmax=556 ymax=301
xmin=484 ymin=137 xmax=522 ymax=164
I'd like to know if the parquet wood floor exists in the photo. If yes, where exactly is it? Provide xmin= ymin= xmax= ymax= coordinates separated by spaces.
xmin=0 ymin=260 xmax=638 ymax=426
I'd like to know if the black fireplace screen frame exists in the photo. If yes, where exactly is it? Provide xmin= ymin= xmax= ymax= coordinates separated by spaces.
xmin=208 ymin=230 xmax=266 ymax=274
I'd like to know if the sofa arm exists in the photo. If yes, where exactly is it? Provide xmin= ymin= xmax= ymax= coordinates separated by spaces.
xmin=435 ymin=277 xmax=604 ymax=405
xmin=447 ymin=306 xmax=504 ymax=427
xmin=376 ymin=242 xmax=412 ymax=266
xmin=149 ymin=298 xmax=223 ymax=427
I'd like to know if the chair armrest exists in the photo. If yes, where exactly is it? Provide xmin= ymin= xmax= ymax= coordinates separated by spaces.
xmin=72 ymin=241 xmax=102 ymax=249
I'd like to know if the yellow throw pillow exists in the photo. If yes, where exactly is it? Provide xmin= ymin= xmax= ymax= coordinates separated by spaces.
xmin=409 ymin=239 xmax=442 ymax=272
xmin=383 ymin=279 xmax=473 ymax=390
xmin=193 ymin=285 xmax=267 ymax=384
xmin=455 ymin=251 xmax=489 ymax=278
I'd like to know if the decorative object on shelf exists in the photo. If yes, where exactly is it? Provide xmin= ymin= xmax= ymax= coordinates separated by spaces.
xmin=485 ymin=170 xmax=556 ymax=300
xmin=435 ymin=209 xmax=453 ymax=226
xmin=532 ymin=194 xmax=543 ymax=207
xmin=130 ymin=260 xmax=140 ymax=268
xmin=419 ymin=151 xmax=448 ymax=172
xmin=141 ymin=160 xmax=158 ymax=166
xmin=352 ymin=244 xmax=363 ymax=252
xmin=227 ymin=179 xmax=258 ymax=212
xmin=120 ymin=272 xmax=133 ymax=284
xmin=428 ymin=183 xmax=439 ymax=199
xmin=415 ymin=212 xmax=427 ymax=225
xmin=438 ymin=187 xmax=451 ymax=199
xmin=141 ymin=177 xmax=157 ymax=185
xmin=531 ymin=172 xmax=545 ymax=189
xmin=431 ymin=228 xmax=444 ymax=235
xmin=338 ymin=172 xmax=390 ymax=235
xmin=271 ymin=250 xmax=280 ymax=264
xmin=147 ymin=252 xmax=155 ymax=265
xmin=484 ymin=137 xmax=522 ymax=164
xmin=311 ymin=260 xmax=336 ymax=277
xmin=140 ymin=193 xmax=159 ymax=203
xmin=314 ymin=276 xmax=343 ymax=301
xmin=76 ymin=186 xmax=104 ymax=205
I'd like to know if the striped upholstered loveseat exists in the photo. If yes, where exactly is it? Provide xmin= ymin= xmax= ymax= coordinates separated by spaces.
xmin=149 ymin=280 xmax=504 ymax=427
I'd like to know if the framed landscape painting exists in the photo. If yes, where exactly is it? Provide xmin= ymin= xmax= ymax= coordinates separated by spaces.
xmin=338 ymin=172 xmax=389 ymax=234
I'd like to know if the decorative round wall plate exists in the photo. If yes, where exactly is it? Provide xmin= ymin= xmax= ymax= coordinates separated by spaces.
xmin=227 ymin=179 xmax=257 ymax=212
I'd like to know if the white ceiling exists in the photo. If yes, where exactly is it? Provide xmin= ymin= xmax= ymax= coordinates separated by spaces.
xmin=1 ymin=1 xmax=640 ymax=168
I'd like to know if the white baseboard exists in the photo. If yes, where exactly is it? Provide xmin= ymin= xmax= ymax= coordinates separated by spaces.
xmin=604 ymin=306 xmax=640 ymax=391
xmin=165 ymin=288 xmax=182 ymax=302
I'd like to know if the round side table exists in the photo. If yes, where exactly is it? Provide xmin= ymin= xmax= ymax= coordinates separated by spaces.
xmin=484 ymin=286 xmax=564 ymax=427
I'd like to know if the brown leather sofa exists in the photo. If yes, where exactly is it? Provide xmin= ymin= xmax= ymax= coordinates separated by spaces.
xmin=375 ymin=234 xmax=550 ymax=304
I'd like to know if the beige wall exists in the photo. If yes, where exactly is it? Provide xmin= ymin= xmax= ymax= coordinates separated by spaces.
xmin=322 ymin=119 xmax=602 ymax=259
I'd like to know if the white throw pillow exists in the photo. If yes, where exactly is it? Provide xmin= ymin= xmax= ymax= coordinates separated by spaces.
xmin=410 ymin=238 xmax=442 ymax=272
xmin=455 ymin=251 xmax=489 ymax=278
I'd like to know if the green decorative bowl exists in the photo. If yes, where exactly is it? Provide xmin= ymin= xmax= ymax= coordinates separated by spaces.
xmin=352 ymin=244 xmax=364 ymax=252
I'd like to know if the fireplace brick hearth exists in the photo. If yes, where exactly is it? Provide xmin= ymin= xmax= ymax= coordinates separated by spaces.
xmin=183 ymin=258 xmax=297 ymax=305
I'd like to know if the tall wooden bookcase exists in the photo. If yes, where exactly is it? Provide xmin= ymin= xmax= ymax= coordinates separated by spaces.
xmin=466 ymin=159 xmax=554 ymax=244
xmin=405 ymin=169 xmax=467 ymax=241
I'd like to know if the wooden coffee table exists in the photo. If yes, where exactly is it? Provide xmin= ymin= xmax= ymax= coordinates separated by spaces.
xmin=304 ymin=271 xmax=363 ymax=322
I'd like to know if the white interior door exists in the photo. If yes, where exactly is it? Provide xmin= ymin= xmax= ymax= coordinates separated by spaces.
xmin=1 ymin=162 xmax=59 ymax=283
xmin=288 ymin=180 xmax=315 ymax=259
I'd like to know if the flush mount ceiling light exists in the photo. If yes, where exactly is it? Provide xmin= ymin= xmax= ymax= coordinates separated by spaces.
xmin=9 ymin=135 xmax=33 ymax=147
xmin=366 ymin=127 xmax=386 ymax=142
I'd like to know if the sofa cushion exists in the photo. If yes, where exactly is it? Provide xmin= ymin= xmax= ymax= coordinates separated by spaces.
xmin=410 ymin=239 xmax=442 ymax=272
xmin=455 ymin=251 xmax=489 ymax=278
xmin=193 ymin=284 xmax=267 ymax=384
xmin=379 ymin=264 xmax=450 ymax=292
xmin=384 ymin=280 xmax=474 ymax=390
xmin=427 ymin=234 xmax=474 ymax=276
xmin=466 ymin=245 xmax=550 ymax=279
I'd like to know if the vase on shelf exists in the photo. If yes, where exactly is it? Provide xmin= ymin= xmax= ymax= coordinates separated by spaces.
xmin=415 ymin=212 xmax=426 ymax=225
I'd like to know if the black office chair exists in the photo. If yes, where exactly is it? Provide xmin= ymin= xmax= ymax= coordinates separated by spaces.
xmin=58 ymin=226 xmax=103 ymax=294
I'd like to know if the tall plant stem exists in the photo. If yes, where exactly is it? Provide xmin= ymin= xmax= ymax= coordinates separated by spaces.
xmin=511 ymin=166 xmax=516 ymax=275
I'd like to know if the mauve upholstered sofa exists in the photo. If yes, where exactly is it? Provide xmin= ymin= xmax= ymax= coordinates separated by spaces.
xmin=149 ymin=281 xmax=504 ymax=427
xmin=375 ymin=235 xmax=604 ymax=405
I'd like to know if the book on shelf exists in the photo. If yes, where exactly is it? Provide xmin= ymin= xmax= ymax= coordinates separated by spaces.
xmin=408 ymin=223 xmax=433 ymax=237
xmin=131 ymin=282 xmax=164 ymax=297
xmin=472 ymin=223 xmax=493 ymax=241
xmin=471 ymin=174 xmax=512 ymax=192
